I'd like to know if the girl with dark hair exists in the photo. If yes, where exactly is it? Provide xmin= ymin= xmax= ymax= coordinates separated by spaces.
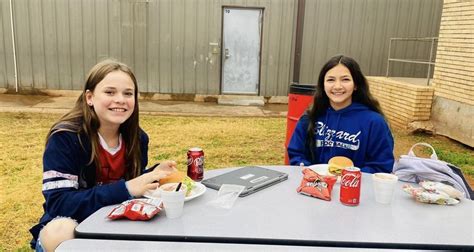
xmin=30 ymin=59 xmax=176 ymax=251
xmin=287 ymin=55 xmax=394 ymax=173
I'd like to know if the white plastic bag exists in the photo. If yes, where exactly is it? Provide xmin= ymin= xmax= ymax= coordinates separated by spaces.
xmin=207 ymin=184 xmax=245 ymax=209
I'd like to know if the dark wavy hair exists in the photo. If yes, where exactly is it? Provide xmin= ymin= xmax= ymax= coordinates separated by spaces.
xmin=47 ymin=59 xmax=142 ymax=180
xmin=306 ymin=55 xmax=385 ymax=161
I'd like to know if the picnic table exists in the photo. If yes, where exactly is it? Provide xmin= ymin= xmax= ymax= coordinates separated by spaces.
xmin=56 ymin=239 xmax=446 ymax=251
xmin=75 ymin=166 xmax=474 ymax=250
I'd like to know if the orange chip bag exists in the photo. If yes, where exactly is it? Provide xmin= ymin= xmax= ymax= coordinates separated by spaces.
xmin=297 ymin=168 xmax=337 ymax=201
xmin=108 ymin=198 xmax=162 ymax=221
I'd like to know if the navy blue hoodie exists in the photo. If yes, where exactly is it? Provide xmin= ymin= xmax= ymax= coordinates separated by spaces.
xmin=29 ymin=130 xmax=149 ymax=248
xmin=287 ymin=102 xmax=394 ymax=173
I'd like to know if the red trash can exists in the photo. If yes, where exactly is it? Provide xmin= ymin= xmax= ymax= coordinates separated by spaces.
xmin=285 ymin=83 xmax=316 ymax=165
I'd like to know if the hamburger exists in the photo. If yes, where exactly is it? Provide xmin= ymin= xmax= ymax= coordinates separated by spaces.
xmin=159 ymin=171 xmax=195 ymax=196
xmin=328 ymin=156 xmax=354 ymax=176
xmin=159 ymin=171 xmax=185 ymax=185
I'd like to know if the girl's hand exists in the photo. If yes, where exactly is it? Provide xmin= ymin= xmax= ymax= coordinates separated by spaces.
xmin=126 ymin=160 xmax=177 ymax=197
xmin=156 ymin=160 xmax=177 ymax=172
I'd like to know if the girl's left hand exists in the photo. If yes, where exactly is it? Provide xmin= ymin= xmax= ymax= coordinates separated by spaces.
xmin=156 ymin=160 xmax=177 ymax=172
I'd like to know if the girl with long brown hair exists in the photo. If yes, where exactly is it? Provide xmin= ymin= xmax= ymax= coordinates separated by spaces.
xmin=30 ymin=59 xmax=176 ymax=251
xmin=287 ymin=55 xmax=394 ymax=173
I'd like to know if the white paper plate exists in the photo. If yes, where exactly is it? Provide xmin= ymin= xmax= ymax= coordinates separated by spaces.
xmin=144 ymin=182 xmax=206 ymax=202
xmin=307 ymin=164 xmax=340 ymax=182
xmin=308 ymin=164 xmax=329 ymax=175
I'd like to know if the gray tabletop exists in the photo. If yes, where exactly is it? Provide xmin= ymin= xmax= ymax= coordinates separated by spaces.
xmin=75 ymin=166 xmax=474 ymax=250
xmin=56 ymin=239 xmax=450 ymax=252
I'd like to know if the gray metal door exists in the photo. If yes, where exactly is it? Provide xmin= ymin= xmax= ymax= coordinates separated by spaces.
xmin=222 ymin=8 xmax=262 ymax=94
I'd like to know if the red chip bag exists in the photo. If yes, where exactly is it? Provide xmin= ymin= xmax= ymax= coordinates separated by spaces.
xmin=297 ymin=168 xmax=337 ymax=201
xmin=108 ymin=198 xmax=162 ymax=221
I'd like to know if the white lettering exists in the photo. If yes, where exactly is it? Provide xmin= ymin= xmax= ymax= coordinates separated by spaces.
xmin=313 ymin=122 xmax=361 ymax=151
xmin=188 ymin=156 xmax=205 ymax=173
xmin=316 ymin=122 xmax=325 ymax=136
xmin=341 ymin=173 xmax=360 ymax=188
xmin=305 ymin=180 xmax=327 ymax=191
xmin=347 ymin=131 xmax=361 ymax=142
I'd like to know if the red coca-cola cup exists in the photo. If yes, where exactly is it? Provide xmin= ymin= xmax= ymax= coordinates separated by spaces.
xmin=187 ymin=147 xmax=204 ymax=181
xmin=340 ymin=167 xmax=361 ymax=206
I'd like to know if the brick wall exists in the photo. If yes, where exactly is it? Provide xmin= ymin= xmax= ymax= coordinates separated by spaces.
xmin=428 ymin=0 xmax=474 ymax=147
xmin=368 ymin=77 xmax=434 ymax=129
xmin=432 ymin=0 xmax=474 ymax=105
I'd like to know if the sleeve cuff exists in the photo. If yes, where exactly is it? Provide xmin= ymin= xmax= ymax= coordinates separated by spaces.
xmin=123 ymin=180 xmax=134 ymax=200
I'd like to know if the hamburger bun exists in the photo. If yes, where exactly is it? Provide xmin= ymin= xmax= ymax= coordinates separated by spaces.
xmin=159 ymin=171 xmax=185 ymax=185
xmin=328 ymin=156 xmax=353 ymax=176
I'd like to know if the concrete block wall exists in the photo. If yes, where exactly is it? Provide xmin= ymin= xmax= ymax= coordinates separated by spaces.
xmin=368 ymin=77 xmax=434 ymax=129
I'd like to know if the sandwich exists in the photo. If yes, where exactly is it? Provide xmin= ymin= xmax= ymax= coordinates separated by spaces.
xmin=328 ymin=156 xmax=354 ymax=176
xmin=159 ymin=171 xmax=195 ymax=196
xmin=159 ymin=171 xmax=185 ymax=185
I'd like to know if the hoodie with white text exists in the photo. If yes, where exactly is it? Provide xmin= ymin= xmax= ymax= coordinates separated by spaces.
xmin=287 ymin=102 xmax=394 ymax=173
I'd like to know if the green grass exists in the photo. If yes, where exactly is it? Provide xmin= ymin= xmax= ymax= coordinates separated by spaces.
xmin=438 ymin=150 xmax=474 ymax=174
xmin=397 ymin=132 xmax=474 ymax=177
xmin=0 ymin=112 xmax=472 ymax=251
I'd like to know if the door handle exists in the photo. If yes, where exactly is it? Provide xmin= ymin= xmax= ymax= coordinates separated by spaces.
xmin=225 ymin=48 xmax=231 ymax=59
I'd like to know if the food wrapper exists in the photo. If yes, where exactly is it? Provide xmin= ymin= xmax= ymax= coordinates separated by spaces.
xmin=297 ymin=168 xmax=337 ymax=201
xmin=403 ymin=181 xmax=461 ymax=205
xmin=419 ymin=181 xmax=464 ymax=199
xmin=108 ymin=198 xmax=163 ymax=221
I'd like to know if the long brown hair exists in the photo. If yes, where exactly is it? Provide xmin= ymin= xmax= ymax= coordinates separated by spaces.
xmin=47 ymin=59 xmax=142 ymax=179
xmin=306 ymin=55 xmax=385 ymax=161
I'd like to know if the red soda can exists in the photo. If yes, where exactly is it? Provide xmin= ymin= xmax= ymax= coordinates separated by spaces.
xmin=187 ymin=147 xmax=204 ymax=181
xmin=340 ymin=167 xmax=361 ymax=206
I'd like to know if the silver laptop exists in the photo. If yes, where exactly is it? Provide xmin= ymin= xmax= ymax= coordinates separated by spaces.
xmin=201 ymin=166 xmax=288 ymax=197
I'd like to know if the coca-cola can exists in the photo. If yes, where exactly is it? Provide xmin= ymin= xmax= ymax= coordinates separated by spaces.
xmin=340 ymin=167 xmax=361 ymax=206
xmin=187 ymin=147 xmax=204 ymax=181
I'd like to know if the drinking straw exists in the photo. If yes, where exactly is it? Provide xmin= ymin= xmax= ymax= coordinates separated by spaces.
xmin=175 ymin=182 xmax=182 ymax=192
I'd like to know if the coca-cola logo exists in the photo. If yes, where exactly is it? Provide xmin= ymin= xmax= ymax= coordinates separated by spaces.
xmin=341 ymin=173 xmax=360 ymax=187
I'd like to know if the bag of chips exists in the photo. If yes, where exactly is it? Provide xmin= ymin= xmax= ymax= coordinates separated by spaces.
xmin=297 ymin=168 xmax=337 ymax=201
xmin=108 ymin=198 xmax=163 ymax=221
